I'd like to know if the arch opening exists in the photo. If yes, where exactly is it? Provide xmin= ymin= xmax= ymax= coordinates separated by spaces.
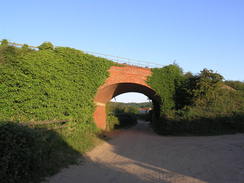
xmin=108 ymin=92 xmax=152 ymax=129
xmin=111 ymin=92 xmax=150 ymax=103
xmin=94 ymin=83 xmax=160 ymax=129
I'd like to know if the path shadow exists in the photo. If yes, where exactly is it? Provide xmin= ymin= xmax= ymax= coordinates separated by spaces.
xmin=93 ymin=121 xmax=244 ymax=183
xmin=46 ymin=120 xmax=244 ymax=183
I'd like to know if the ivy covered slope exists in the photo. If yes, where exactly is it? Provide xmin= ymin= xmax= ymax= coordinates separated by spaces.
xmin=147 ymin=64 xmax=184 ymax=114
xmin=0 ymin=41 xmax=115 ymax=182
xmin=0 ymin=41 xmax=113 ymax=122
xmin=148 ymin=64 xmax=244 ymax=135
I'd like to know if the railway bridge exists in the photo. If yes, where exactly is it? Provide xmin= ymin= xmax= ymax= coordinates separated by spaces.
xmin=93 ymin=65 xmax=160 ymax=129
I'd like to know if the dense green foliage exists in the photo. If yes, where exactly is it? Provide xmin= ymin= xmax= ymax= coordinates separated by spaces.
xmin=148 ymin=65 xmax=244 ymax=135
xmin=147 ymin=64 xmax=185 ymax=114
xmin=106 ymin=114 xmax=120 ymax=131
xmin=225 ymin=80 xmax=244 ymax=91
xmin=106 ymin=102 xmax=138 ymax=130
xmin=38 ymin=42 xmax=54 ymax=50
xmin=0 ymin=121 xmax=98 ymax=183
xmin=122 ymin=102 xmax=152 ymax=108
xmin=0 ymin=42 xmax=113 ymax=122
xmin=0 ymin=41 xmax=114 ymax=182
xmin=108 ymin=102 xmax=139 ymax=114
xmin=0 ymin=39 xmax=9 ymax=46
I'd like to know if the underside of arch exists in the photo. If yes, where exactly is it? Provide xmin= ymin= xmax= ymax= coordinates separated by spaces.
xmin=93 ymin=82 xmax=160 ymax=129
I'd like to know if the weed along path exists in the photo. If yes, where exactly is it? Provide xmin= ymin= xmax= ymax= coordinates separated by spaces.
xmin=46 ymin=121 xmax=244 ymax=183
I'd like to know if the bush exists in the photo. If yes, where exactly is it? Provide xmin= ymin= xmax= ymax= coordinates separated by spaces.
xmin=106 ymin=114 xmax=119 ymax=131
xmin=38 ymin=42 xmax=54 ymax=50
xmin=0 ymin=122 xmax=82 ymax=183
xmin=148 ymin=66 xmax=244 ymax=135
xmin=106 ymin=102 xmax=138 ymax=130
xmin=225 ymin=80 xmax=244 ymax=91
xmin=147 ymin=64 xmax=185 ymax=114
xmin=1 ymin=39 xmax=9 ymax=46
xmin=116 ymin=113 xmax=137 ymax=128
xmin=153 ymin=113 xmax=244 ymax=135
xmin=0 ymin=122 xmax=39 ymax=182
xmin=137 ymin=113 xmax=151 ymax=121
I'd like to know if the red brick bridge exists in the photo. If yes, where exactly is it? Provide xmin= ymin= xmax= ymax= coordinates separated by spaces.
xmin=93 ymin=65 xmax=160 ymax=129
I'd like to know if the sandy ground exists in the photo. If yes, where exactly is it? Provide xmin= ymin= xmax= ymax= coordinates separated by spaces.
xmin=46 ymin=121 xmax=244 ymax=183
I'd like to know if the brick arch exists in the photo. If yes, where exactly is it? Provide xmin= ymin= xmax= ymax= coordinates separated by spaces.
xmin=93 ymin=65 xmax=160 ymax=129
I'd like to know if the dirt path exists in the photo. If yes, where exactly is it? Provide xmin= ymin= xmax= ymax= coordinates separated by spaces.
xmin=46 ymin=121 xmax=244 ymax=183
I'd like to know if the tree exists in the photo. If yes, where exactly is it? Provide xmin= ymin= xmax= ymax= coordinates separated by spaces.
xmin=38 ymin=42 xmax=54 ymax=50
xmin=191 ymin=69 xmax=224 ymax=105
xmin=1 ymin=39 xmax=9 ymax=46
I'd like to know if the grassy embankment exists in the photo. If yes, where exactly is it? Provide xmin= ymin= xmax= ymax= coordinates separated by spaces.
xmin=0 ymin=40 xmax=114 ymax=182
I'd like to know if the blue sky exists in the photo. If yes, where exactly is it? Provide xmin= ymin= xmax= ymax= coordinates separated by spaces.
xmin=1 ymin=0 xmax=244 ymax=102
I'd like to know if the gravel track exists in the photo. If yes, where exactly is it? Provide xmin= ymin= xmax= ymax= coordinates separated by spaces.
xmin=46 ymin=121 xmax=244 ymax=183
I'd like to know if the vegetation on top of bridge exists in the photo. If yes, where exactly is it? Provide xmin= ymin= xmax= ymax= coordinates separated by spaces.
xmin=148 ymin=64 xmax=244 ymax=135
xmin=0 ymin=40 xmax=163 ymax=68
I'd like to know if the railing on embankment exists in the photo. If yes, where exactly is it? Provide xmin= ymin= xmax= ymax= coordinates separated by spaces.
xmin=0 ymin=41 xmax=163 ymax=68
